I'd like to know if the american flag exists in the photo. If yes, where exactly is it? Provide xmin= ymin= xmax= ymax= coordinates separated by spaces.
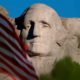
xmin=0 ymin=14 xmax=38 ymax=80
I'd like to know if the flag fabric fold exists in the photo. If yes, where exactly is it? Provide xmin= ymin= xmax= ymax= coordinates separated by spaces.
xmin=0 ymin=14 xmax=38 ymax=80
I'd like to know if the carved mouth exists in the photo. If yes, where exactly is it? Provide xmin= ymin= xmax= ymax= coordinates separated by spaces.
xmin=27 ymin=49 xmax=49 ymax=58
xmin=27 ymin=50 xmax=41 ymax=57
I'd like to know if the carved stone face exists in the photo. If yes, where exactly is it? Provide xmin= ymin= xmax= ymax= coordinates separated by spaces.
xmin=20 ymin=4 xmax=67 ymax=76
xmin=21 ymin=5 xmax=55 ymax=56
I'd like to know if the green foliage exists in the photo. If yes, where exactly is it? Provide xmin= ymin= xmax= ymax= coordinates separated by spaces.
xmin=40 ymin=74 xmax=53 ymax=80
xmin=40 ymin=56 xmax=80 ymax=80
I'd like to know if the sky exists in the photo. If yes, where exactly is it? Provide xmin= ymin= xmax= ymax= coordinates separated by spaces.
xmin=0 ymin=0 xmax=80 ymax=18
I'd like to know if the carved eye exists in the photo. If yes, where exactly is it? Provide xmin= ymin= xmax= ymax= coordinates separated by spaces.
xmin=27 ymin=24 xmax=31 ymax=28
xmin=41 ymin=21 xmax=50 ymax=28
xmin=43 ymin=24 xmax=49 ymax=28
xmin=24 ymin=24 xmax=31 ymax=29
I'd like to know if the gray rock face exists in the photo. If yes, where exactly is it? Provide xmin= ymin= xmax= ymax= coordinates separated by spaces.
xmin=62 ymin=18 xmax=80 ymax=35
xmin=62 ymin=18 xmax=80 ymax=64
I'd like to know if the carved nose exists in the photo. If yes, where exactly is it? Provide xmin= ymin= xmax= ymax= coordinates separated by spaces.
xmin=27 ymin=21 xmax=38 ymax=40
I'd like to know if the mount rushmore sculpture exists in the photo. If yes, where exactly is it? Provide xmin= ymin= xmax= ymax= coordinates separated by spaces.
xmin=1 ymin=3 xmax=80 ymax=78
xmin=15 ymin=3 xmax=80 ymax=76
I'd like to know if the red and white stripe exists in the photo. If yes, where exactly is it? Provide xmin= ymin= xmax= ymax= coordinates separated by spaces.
xmin=0 ymin=14 xmax=38 ymax=80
